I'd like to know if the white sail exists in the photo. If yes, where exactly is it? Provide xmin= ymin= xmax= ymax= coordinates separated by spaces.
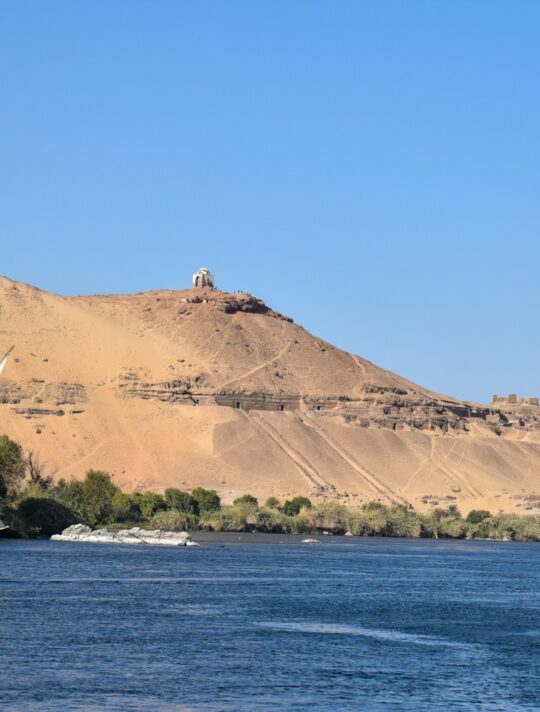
xmin=0 ymin=346 xmax=14 ymax=376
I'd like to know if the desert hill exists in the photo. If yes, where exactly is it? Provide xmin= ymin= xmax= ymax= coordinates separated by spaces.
xmin=1 ymin=274 xmax=539 ymax=514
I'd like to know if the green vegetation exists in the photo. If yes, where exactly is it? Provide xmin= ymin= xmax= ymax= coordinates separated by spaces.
xmin=191 ymin=487 xmax=221 ymax=513
xmin=282 ymin=496 xmax=312 ymax=516
xmin=466 ymin=509 xmax=492 ymax=524
xmin=0 ymin=434 xmax=26 ymax=500
xmin=16 ymin=497 xmax=77 ymax=537
xmin=233 ymin=494 xmax=259 ymax=507
xmin=2 ymin=433 xmax=540 ymax=542
xmin=138 ymin=491 xmax=166 ymax=519
xmin=164 ymin=488 xmax=198 ymax=514
xmin=150 ymin=509 xmax=197 ymax=531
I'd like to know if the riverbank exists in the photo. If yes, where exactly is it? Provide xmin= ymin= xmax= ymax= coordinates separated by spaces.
xmin=4 ymin=495 xmax=540 ymax=542
xmin=3 ymin=465 xmax=540 ymax=543
xmin=1 ymin=433 xmax=539 ymax=542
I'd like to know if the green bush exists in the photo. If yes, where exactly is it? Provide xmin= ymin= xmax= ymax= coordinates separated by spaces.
xmin=290 ymin=514 xmax=312 ymax=534
xmin=254 ymin=507 xmax=291 ymax=533
xmin=382 ymin=506 xmax=423 ymax=538
xmin=55 ymin=470 xmax=119 ymax=526
xmin=344 ymin=512 xmax=374 ymax=537
xmin=139 ymin=491 xmax=166 ymax=519
xmin=466 ymin=509 xmax=492 ymax=524
xmin=471 ymin=514 xmax=540 ymax=542
xmin=446 ymin=504 xmax=462 ymax=518
xmin=127 ymin=491 xmax=143 ymax=518
xmin=511 ymin=517 xmax=540 ymax=542
xmin=200 ymin=504 xmax=251 ymax=532
xmin=0 ymin=434 xmax=26 ymax=501
xmin=432 ymin=507 xmax=450 ymax=522
xmin=17 ymin=479 xmax=50 ymax=501
xmin=151 ymin=509 xmax=196 ymax=531
xmin=233 ymin=494 xmax=259 ymax=507
xmin=192 ymin=487 xmax=221 ymax=513
xmin=361 ymin=501 xmax=387 ymax=512
xmin=433 ymin=516 xmax=468 ymax=539
xmin=353 ymin=506 xmax=390 ymax=536
xmin=81 ymin=470 xmax=119 ymax=524
xmin=16 ymin=497 xmax=77 ymax=537
xmin=54 ymin=479 xmax=86 ymax=519
xmin=283 ymin=496 xmax=312 ymax=516
xmin=164 ymin=488 xmax=198 ymax=514
xmin=307 ymin=502 xmax=348 ymax=533
xmin=111 ymin=491 xmax=133 ymax=522
xmin=265 ymin=496 xmax=280 ymax=509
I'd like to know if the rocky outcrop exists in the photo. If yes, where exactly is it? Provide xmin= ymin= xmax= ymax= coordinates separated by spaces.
xmin=177 ymin=290 xmax=293 ymax=321
xmin=12 ymin=407 xmax=66 ymax=418
xmin=51 ymin=523 xmax=198 ymax=546
xmin=213 ymin=294 xmax=293 ymax=321
xmin=0 ymin=378 xmax=87 ymax=424
xmin=116 ymin=379 xmax=540 ymax=434
xmin=117 ymin=374 xmax=197 ymax=402
xmin=215 ymin=389 xmax=500 ymax=433
xmin=0 ymin=379 xmax=86 ymax=406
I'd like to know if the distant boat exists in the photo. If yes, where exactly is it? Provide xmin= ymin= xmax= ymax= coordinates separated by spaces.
xmin=0 ymin=345 xmax=14 ymax=377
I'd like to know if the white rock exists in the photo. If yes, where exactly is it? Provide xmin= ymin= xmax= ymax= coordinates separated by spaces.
xmin=51 ymin=524 xmax=198 ymax=547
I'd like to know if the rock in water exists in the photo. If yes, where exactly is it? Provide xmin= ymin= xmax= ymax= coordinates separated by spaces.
xmin=51 ymin=524 xmax=198 ymax=546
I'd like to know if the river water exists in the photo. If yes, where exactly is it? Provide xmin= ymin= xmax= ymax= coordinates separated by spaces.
xmin=1 ymin=533 xmax=539 ymax=711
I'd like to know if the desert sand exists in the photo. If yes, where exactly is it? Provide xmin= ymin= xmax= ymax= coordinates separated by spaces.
xmin=1 ymin=275 xmax=539 ymax=514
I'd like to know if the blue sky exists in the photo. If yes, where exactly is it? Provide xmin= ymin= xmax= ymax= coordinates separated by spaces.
xmin=1 ymin=1 xmax=538 ymax=403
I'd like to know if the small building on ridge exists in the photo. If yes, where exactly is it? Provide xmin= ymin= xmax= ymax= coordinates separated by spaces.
xmin=192 ymin=267 xmax=215 ymax=289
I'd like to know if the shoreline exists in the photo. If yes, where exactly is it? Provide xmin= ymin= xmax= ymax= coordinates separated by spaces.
xmin=0 ymin=528 xmax=522 ymax=545
xmin=0 ymin=530 xmax=527 ymax=548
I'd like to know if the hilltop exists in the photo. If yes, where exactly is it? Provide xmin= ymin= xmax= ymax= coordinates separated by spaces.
xmin=1 ymin=275 xmax=539 ymax=514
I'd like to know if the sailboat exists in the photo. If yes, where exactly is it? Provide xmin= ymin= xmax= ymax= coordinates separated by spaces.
xmin=0 ymin=345 xmax=14 ymax=377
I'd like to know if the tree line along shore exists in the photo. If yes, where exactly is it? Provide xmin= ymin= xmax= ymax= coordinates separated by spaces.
xmin=1 ymin=434 xmax=540 ymax=541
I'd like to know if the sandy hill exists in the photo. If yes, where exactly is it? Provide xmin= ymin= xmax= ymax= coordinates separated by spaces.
xmin=1 ymin=275 xmax=539 ymax=515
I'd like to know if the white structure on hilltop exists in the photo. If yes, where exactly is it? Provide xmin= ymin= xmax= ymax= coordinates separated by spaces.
xmin=192 ymin=267 xmax=215 ymax=289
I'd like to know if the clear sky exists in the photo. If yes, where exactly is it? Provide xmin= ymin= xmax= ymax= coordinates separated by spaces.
xmin=1 ymin=1 xmax=539 ymax=403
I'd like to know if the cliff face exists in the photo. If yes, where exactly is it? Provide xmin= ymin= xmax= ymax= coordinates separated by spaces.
xmin=1 ymin=275 xmax=539 ymax=514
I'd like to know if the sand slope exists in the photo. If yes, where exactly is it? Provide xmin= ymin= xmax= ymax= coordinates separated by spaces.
xmin=1 ymin=275 xmax=539 ymax=514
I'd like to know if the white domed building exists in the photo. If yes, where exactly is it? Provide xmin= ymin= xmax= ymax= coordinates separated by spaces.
xmin=192 ymin=267 xmax=215 ymax=289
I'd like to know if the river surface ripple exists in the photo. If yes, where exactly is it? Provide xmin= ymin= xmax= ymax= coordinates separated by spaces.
xmin=1 ymin=533 xmax=539 ymax=711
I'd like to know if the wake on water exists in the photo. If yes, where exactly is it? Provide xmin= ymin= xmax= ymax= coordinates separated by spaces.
xmin=257 ymin=621 xmax=478 ymax=650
